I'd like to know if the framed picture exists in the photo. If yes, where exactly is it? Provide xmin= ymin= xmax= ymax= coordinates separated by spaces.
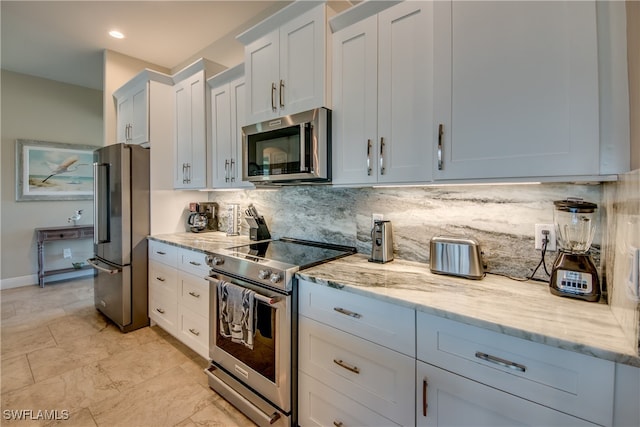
xmin=15 ymin=139 xmax=98 ymax=201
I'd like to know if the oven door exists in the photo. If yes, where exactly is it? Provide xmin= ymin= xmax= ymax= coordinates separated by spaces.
xmin=242 ymin=107 xmax=330 ymax=183
xmin=207 ymin=272 xmax=291 ymax=413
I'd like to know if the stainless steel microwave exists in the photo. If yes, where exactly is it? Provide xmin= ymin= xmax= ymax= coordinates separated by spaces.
xmin=242 ymin=107 xmax=331 ymax=184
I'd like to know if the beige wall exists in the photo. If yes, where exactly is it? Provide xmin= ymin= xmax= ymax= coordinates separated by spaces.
xmin=628 ymin=1 xmax=640 ymax=170
xmin=0 ymin=71 xmax=103 ymax=286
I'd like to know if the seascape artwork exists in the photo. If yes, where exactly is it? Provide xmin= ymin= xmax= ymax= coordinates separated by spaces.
xmin=16 ymin=139 xmax=97 ymax=201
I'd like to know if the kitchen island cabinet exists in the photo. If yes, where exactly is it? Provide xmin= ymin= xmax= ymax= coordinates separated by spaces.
xmin=331 ymin=1 xmax=433 ymax=185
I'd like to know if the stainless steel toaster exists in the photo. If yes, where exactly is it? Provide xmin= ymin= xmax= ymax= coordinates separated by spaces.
xmin=429 ymin=236 xmax=484 ymax=280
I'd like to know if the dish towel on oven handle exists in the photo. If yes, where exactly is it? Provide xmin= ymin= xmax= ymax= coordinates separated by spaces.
xmin=217 ymin=280 xmax=256 ymax=349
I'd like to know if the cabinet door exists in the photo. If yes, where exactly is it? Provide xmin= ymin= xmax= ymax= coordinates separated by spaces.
xmin=377 ymin=1 xmax=433 ymax=183
xmin=174 ymin=72 xmax=207 ymax=189
xmin=129 ymin=83 xmax=149 ymax=145
xmin=331 ymin=15 xmax=378 ymax=185
xmin=434 ymin=1 xmax=599 ymax=180
xmin=416 ymin=361 xmax=598 ymax=427
xmin=210 ymin=82 xmax=233 ymax=187
xmin=279 ymin=4 xmax=326 ymax=117
xmin=230 ymin=77 xmax=252 ymax=188
xmin=116 ymin=96 xmax=132 ymax=144
xmin=245 ymin=30 xmax=280 ymax=124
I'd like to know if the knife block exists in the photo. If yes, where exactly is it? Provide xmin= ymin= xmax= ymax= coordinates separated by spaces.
xmin=250 ymin=223 xmax=271 ymax=241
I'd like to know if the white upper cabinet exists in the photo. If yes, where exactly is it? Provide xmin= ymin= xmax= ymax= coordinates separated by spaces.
xmin=331 ymin=1 xmax=434 ymax=185
xmin=433 ymin=1 xmax=601 ymax=180
xmin=238 ymin=2 xmax=334 ymax=125
xmin=172 ymin=59 xmax=225 ymax=189
xmin=114 ymin=70 xmax=172 ymax=147
xmin=208 ymin=64 xmax=253 ymax=189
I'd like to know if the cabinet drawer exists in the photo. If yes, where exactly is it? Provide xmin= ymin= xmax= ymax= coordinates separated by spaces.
xmin=42 ymin=229 xmax=81 ymax=240
xmin=149 ymin=260 xmax=178 ymax=293
xmin=149 ymin=287 xmax=178 ymax=334
xmin=179 ymin=248 xmax=209 ymax=277
xmin=299 ymin=316 xmax=415 ymax=426
xmin=298 ymin=279 xmax=415 ymax=356
xmin=149 ymin=240 xmax=178 ymax=267
xmin=177 ymin=308 xmax=209 ymax=359
xmin=416 ymin=312 xmax=614 ymax=426
xmin=179 ymin=271 xmax=209 ymax=317
xmin=298 ymin=372 xmax=400 ymax=427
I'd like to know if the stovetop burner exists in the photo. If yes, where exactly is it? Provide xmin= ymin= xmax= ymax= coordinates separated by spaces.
xmin=207 ymin=237 xmax=356 ymax=293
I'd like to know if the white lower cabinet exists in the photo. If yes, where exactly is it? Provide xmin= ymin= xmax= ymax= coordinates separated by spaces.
xmin=416 ymin=360 xmax=597 ymax=427
xmin=297 ymin=280 xmax=415 ymax=426
xmin=148 ymin=241 xmax=210 ymax=359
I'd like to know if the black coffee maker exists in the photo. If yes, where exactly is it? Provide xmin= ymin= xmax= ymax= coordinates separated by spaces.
xmin=187 ymin=202 xmax=217 ymax=233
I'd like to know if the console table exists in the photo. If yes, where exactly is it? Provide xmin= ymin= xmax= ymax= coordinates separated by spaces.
xmin=35 ymin=225 xmax=94 ymax=287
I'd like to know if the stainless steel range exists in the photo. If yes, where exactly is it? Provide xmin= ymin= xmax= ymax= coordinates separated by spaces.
xmin=205 ymin=238 xmax=356 ymax=427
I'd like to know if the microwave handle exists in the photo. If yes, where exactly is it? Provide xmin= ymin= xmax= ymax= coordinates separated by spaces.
xmin=299 ymin=123 xmax=310 ymax=172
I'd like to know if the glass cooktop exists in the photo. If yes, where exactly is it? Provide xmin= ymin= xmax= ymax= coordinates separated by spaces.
xmin=226 ymin=237 xmax=356 ymax=270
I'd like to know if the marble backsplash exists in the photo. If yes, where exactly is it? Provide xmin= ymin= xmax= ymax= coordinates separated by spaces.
xmin=207 ymin=182 xmax=602 ymax=282
xmin=604 ymin=170 xmax=640 ymax=353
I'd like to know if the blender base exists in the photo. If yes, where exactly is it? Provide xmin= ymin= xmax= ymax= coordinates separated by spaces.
xmin=549 ymin=252 xmax=600 ymax=302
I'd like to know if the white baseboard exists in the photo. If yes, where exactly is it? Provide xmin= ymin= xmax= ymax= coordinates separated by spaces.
xmin=0 ymin=270 xmax=94 ymax=290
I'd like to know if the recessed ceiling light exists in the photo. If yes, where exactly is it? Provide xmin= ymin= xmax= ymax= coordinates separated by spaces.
xmin=109 ymin=30 xmax=125 ymax=39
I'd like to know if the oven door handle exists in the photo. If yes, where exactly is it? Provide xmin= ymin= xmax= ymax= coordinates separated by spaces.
xmin=206 ymin=276 xmax=281 ymax=306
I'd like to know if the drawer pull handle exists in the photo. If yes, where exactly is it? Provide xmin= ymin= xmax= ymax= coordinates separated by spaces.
xmin=333 ymin=359 xmax=360 ymax=374
xmin=188 ymin=328 xmax=200 ymax=336
xmin=189 ymin=261 xmax=202 ymax=266
xmin=155 ymin=308 xmax=165 ymax=314
xmin=333 ymin=307 xmax=361 ymax=319
xmin=156 ymin=251 xmax=166 ymax=255
xmin=188 ymin=291 xmax=200 ymax=298
xmin=475 ymin=351 xmax=526 ymax=372
xmin=422 ymin=379 xmax=428 ymax=417
xmin=333 ymin=422 xmax=343 ymax=427
xmin=156 ymin=277 xmax=165 ymax=282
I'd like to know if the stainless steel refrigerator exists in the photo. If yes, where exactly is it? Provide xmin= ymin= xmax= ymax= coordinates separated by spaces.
xmin=88 ymin=143 xmax=150 ymax=332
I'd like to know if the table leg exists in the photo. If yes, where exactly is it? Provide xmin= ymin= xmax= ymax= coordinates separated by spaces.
xmin=37 ymin=241 xmax=44 ymax=287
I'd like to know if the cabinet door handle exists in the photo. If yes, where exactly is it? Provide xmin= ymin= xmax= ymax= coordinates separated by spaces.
xmin=156 ymin=277 xmax=165 ymax=282
xmin=188 ymin=328 xmax=200 ymax=336
xmin=279 ymin=79 xmax=285 ymax=108
xmin=189 ymin=261 xmax=201 ymax=266
xmin=225 ymin=159 xmax=230 ymax=182
xmin=437 ymin=124 xmax=444 ymax=170
xmin=333 ymin=359 xmax=360 ymax=374
xmin=156 ymin=251 xmax=166 ymax=255
xmin=188 ymin=291 xmax=200 ymax=298
xmin=379 ymin=137 xmax=385 ymax=175
xmin=155 ymin=308 xmax=165 ymax=314
xmin=187 ymin=164 xmax=191 ymax=184
xmin=333 ymin=307 xmax=361 ymax=319
xmin=366 ymin=139 xmax=372 ymax=176
xmin=475 ymin=351 xmax=526 ymax=372
xmin=271 ymin=82 xmax=277 ymax=111
xmin=422 ymin=379 xmax=428 ymax=417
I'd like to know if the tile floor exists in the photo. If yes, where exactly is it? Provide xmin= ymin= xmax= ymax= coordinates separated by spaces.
xmin=1 ymin=277 xmax=255 ymax=427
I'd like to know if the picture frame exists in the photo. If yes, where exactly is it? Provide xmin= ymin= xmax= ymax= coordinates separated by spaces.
xmin=15 ymin=139 xmax=98 ymax=201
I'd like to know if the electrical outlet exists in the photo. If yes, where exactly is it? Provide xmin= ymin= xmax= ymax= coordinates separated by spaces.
xmin=63 ymin=248 xmax=72 ymax=259
xmin=534 ymin=224 xmax=556 ymax=251
xmin=371 ymin=213 xmax=383 ymax=229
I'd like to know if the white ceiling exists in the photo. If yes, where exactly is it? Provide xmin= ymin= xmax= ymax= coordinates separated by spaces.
xmin=1 ymin=1 xmax=293 ymax=90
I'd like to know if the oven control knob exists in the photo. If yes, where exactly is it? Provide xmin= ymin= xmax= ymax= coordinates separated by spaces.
xmin=258 ymin=269 xmax=272 ymax=280
xmin=270 ymin=273 xmax=282 ymax=284
xmin=206 ymin=255 xmax=224 ymax=266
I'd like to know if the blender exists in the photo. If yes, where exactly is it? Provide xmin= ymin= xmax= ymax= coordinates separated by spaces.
xmin=550 ymin=198 xmax=600 ymax=302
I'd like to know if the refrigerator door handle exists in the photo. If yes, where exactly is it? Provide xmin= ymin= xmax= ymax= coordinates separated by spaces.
xmin=93 ymin=162 xmax=111 ymax=244
xmin=87 ymin=258 xmax=121 ymax=275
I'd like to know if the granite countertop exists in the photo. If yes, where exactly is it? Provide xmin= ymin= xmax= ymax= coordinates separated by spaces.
xmin=148 ymin=233 xmax=639 ymax=367
xmin=297 ymin=254 xmax=640 ymax=368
